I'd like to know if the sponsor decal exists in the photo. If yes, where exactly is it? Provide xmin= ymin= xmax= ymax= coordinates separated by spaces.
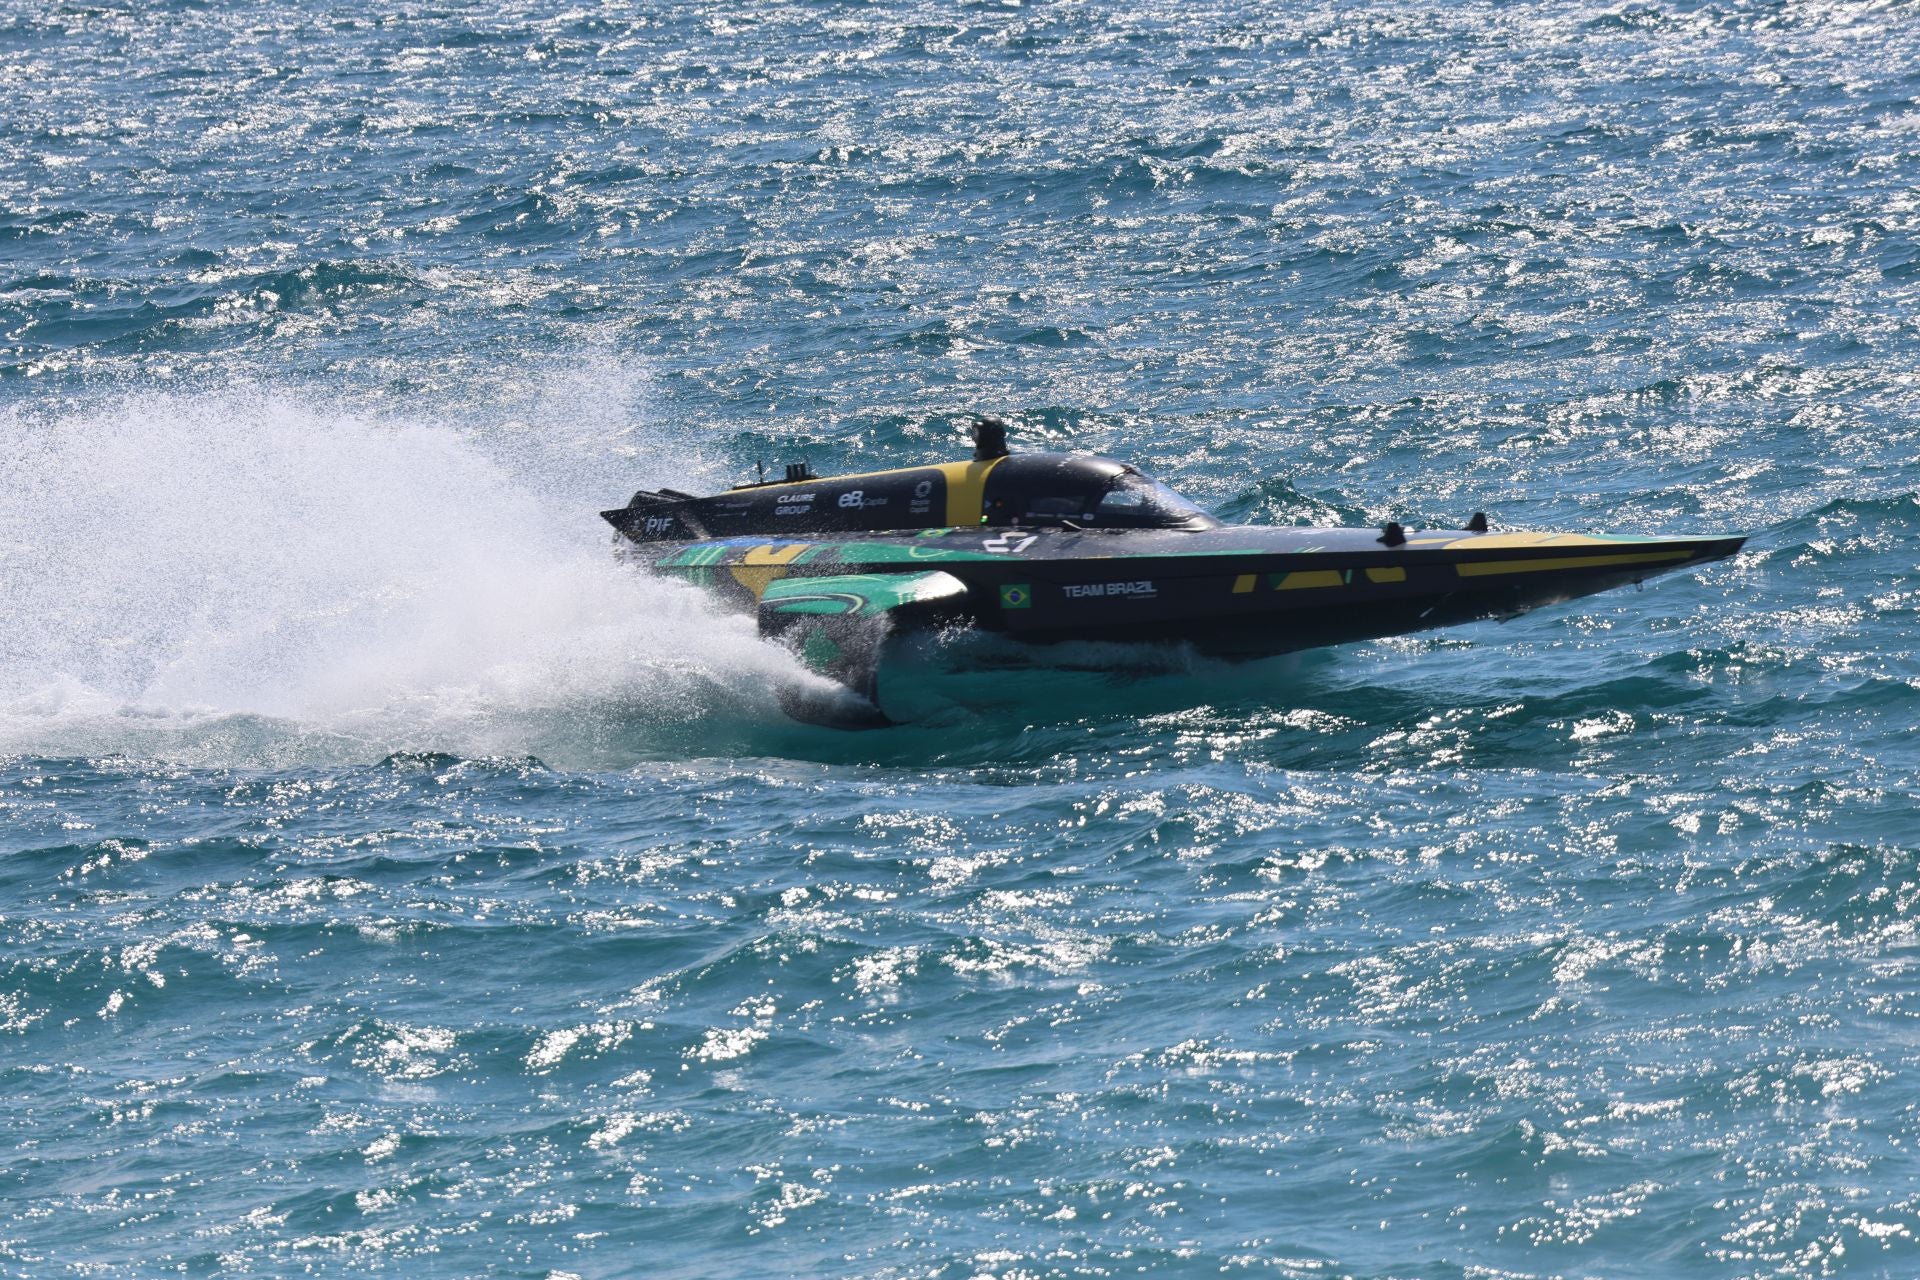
xmin=836 ymin=489 xmax=888 ymax=511
xmin=999 ymin=583 xmax=1032 ymax=609
xmin=913 ymin=479 xmax=934 ymax=499
xmin=641 ymin=515 xmax=676 ymax=536
xmin=982 ymin=533 xmax=1039 ymax=555
xmin=1063 ymin=580 xmax=1157 ymax=600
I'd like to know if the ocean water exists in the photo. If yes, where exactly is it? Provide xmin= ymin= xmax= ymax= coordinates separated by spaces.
xmin=5 ymin=1 xmax=1920 ymax=1275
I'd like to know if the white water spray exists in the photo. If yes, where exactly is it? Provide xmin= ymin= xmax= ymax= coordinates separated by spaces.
xmin=0 ymin=377 xmax=822 ymax=766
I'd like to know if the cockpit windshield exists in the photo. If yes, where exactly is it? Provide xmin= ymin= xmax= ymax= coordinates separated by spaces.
xmin=1091 ymin=472 xmax=1216 ymax=529
xmin=987 ymin=455 xmax=1219 ymax=530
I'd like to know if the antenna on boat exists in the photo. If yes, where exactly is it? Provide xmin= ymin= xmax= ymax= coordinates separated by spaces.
xmin=755 ymin=459 xmax=767 ymax=485
xmin=971 ymin=417 xmax=1010 ymax=461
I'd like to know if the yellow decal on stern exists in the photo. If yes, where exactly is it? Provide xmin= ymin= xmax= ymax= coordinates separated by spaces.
xmin=730 ymin=543 xmax=810 ymax=599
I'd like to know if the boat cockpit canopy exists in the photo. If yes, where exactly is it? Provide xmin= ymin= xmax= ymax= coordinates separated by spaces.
xmin=983 ymin=454 xmax=1217 ymax=531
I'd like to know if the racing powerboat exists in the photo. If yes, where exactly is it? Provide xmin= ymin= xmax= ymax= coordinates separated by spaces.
xmin=603 ymin=422 xmax=1744 ymax=726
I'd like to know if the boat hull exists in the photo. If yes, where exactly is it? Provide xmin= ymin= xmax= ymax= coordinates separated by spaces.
xmin=628 ymin=523 xmax=1747 ymax=724
xmin=646 ymin=524 xmax=1744 ymax=654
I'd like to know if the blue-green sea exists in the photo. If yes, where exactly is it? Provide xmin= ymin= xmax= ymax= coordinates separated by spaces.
xmin=6 ymin=2 xmax=1920 ymax=1276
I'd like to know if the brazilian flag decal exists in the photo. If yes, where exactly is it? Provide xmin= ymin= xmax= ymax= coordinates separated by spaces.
xmin=999 ymin=583 xmax=1032 ymax=609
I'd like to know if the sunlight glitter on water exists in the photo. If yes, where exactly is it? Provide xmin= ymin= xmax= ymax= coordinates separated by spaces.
xmin=7 ymin=0 xmax=1920 ymax=1275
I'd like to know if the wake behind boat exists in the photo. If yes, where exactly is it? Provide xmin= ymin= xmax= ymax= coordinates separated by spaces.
xmin=603 ymin=422 xmax=1744 ymax=726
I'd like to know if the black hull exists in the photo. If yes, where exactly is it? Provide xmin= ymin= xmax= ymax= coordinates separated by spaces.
xmin=602 ymin=448 xmax=1745 ymax=727
xmin=937 ymin=536 xmax=1743 ymax=654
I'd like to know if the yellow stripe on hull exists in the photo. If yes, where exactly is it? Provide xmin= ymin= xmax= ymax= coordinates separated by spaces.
xmin=1453 ymin=549 xmax=1694 ymax=578
xmin=1440 ymin=532 xmax=1619 ymax=550
xmin=938 ymin=458 xmax=1004 ymax=526
xmin=730 ymin=543 xmax=811 ymax=599
xmin=1275 ymin=570 xmax=1345 ymax=590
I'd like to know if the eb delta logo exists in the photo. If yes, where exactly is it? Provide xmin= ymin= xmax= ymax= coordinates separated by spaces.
xmin=999 ymin=584 xmax=1032 ymax=610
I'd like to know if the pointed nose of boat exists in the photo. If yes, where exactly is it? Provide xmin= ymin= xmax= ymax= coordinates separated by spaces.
xmin=1684 ymin=533 xmax=1747 ymax=563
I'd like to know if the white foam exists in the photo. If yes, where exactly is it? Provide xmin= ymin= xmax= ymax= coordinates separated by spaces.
xmin=0 ymin=373 xmax=822 ymax=766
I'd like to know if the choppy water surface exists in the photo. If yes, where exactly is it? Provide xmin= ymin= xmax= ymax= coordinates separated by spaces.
xmin=6 ymin=2 xmax=1920 ymax=1275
